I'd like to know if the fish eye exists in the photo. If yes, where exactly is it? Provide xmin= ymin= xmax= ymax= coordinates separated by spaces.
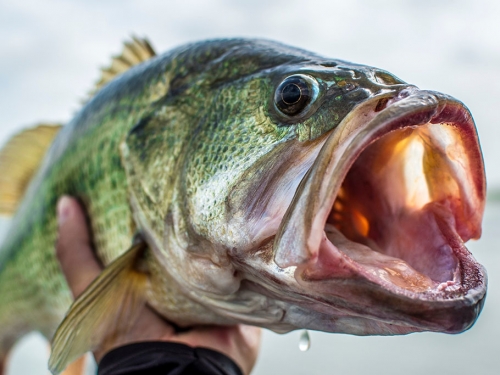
xmin=274 ymin=74 xmax=319 ymax=117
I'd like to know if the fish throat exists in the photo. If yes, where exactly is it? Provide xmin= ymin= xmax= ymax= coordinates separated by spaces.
xmin=320 ymin=123 xmax=474 ymax=293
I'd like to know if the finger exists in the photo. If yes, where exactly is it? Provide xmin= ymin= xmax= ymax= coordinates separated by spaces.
xmin=56 ymin=196 xmax=102 ymax=298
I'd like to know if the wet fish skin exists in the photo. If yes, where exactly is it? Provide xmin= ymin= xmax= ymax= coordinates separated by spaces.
xmin=0 ymin=38 xmax=486 ymax=365
xmin=0 ymin=39 xmax=386 ymax=334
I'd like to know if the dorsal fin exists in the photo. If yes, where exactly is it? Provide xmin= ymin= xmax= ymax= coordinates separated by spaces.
xmin=0 ymin=124 xmax=62 ymax=215
xmin=90 ymin=36 xmax=156 ymax=96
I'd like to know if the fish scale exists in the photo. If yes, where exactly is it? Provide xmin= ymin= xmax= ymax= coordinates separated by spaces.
xmin=0 ymin=111 xmax=134 ymax=345
xmin=0 ymin=38 xmax=488 ymax=374
xmin=0 ymin=61 xmax=159 ymax=350
xmin=0 ymin=38 xmax=281 ymax=357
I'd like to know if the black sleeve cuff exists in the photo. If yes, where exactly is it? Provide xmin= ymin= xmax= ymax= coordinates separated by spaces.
xmin=97 ymin=341 xmax=243 ymax=375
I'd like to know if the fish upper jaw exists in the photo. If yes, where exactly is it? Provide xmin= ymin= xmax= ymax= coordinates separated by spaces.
xmin=271 ymin=89 xmax=487 ymax=334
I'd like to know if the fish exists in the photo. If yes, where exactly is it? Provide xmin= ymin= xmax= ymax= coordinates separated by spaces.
xmin=0 ymin=37 xmax=487 ymax=374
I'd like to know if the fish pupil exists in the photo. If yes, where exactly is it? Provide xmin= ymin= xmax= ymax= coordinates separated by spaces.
xmin=275 ymin=75 xmax=314 ymax=117
xmin=281 ymin=83 xmax=302 ymax=104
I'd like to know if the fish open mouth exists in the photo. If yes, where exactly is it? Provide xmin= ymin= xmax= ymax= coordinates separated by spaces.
xmin=274 ymin=89 xmax=486 ymax=333
xmin=316 ymin=122 xmax=482 ymax=291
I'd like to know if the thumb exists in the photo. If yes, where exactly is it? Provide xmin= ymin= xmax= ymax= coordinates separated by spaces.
xmin=56 ymin=196 xmax=102 ymax=298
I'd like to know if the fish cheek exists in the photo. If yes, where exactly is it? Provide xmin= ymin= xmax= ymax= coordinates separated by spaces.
xmin=180 ymin=82 xmax=294 ymax=249
xmin=226 ymin=137 xmax=323 ymax=248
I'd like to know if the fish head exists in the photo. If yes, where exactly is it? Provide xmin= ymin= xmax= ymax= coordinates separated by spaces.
xmin=140 ymin=41 xmax=486 ymax=335
xmin=269 ymin=87 xmax=487 ymax=335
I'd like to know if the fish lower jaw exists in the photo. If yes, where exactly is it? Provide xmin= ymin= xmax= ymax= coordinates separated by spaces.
xmin=301 ymin=216 xmax=464 ymax=297
xmin=292 ymin=223 xmax=486 ymax=334
xmin=290 ymin=202 xmax=486 ymax=333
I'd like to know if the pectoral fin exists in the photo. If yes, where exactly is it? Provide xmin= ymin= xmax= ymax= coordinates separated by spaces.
xmin=49 ymin=241 xmax=150 ymax=374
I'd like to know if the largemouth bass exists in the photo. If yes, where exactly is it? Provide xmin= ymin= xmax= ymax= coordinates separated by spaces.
xmin=0 ymin=38 xmax=486 ymax=374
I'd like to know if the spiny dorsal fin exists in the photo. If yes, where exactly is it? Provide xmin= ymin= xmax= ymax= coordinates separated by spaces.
xmin=49 ymin=241 xmax=149 ymax=374
xmin=90 ymin=36 xmax=156 ymax=96
xmin=0 ymin=124 xmax=62 ymax=215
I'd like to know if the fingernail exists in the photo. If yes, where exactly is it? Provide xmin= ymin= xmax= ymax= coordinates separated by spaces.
xmin=57 ymin=196 xmax=72 ymax=225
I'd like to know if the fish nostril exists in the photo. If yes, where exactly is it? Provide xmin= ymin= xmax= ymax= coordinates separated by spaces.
xmin=374 ymin=97 xmax=390 ymax=112
xmin=344 ymin=83 xmax=356 ymax=91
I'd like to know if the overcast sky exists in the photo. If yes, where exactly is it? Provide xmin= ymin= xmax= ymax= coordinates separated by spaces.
xmin=1 ymin=1 xmax=500 ymax=374
xmin=1 ymin=0 xmax=499 ymax=186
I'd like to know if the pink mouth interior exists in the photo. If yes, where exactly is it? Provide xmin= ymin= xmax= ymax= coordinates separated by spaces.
xmin=307 ymin=123 xmax=477 ymax=293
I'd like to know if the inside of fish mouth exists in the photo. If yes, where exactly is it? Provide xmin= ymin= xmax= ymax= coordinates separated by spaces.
xmin=318 ymin=122 xmax=472 ymax=293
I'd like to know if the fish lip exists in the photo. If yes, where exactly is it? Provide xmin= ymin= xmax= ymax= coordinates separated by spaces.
xmin=272 ymin=88 xmax=487 ymax=332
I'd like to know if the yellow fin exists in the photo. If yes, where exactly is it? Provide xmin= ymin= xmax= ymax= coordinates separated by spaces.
xmin=0 ymin=124 xmax=61 ymax=215
xmin=90 ymin=36 xmax=156 ymax=96
xmin=49 ymin=241 xmax=150 ymax=374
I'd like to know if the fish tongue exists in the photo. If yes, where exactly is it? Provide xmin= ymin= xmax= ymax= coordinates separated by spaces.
xmin=299 ymin=223 xmax=436 ymax=292
xmin=302 ymin=200 xmax=471 ymax=295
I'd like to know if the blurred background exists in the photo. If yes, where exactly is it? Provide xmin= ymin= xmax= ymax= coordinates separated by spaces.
xmin=0 ymin=0 xmax=499 ymax=374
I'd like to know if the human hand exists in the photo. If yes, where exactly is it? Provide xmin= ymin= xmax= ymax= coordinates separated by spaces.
xmin=55 ymin=196 xmax=261 ymax=374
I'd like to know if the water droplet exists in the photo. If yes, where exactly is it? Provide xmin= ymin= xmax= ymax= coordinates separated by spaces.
xmin=298 ymin=330 xmax=311 ymax=351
